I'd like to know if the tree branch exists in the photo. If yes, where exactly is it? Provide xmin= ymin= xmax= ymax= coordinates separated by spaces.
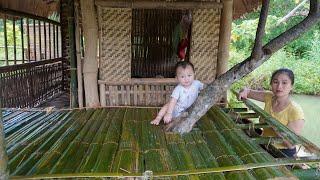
xmin=168 ymin=0 xmax=320 ymax=134
xmin=251 ymin=0 xmax=269 ymax=60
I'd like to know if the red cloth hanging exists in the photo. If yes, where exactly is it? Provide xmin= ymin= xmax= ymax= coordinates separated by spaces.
xmin=177 ymin=38 xmax=189 ymax=60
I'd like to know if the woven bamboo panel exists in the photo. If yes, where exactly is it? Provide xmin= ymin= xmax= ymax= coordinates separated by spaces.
xmin=190 ymin=8 xmax=220 ymax=82
xmin=99 ymin=7 xmax=132 ymax=82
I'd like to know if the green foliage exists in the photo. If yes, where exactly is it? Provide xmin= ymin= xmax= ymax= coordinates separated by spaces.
xmin=230 ymin=0 xmax=320 ymax=95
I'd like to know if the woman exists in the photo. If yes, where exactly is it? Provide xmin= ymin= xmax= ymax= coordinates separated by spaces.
xmin=238 ymin=68 xmax=305 ymax=157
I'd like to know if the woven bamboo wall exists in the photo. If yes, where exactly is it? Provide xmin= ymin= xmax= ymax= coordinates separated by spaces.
xmin=190 ymin=9 xmax=220 ymax=82
xmin=99 ymin=7 xmax=132 ymax=82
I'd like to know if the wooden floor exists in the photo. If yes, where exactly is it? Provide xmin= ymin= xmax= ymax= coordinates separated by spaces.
xmin=2 ymin=107 xmax=319 ymax=179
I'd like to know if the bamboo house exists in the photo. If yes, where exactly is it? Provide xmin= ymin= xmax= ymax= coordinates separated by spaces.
xmin=0 ymin=0 xmax=320 ymax=179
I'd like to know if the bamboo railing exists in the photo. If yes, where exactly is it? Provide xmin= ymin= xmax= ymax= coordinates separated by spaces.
xmin=99 ymin=78 xmax=178 ymax=106
xmin=0 ymin=58 xmax=65 ymax=108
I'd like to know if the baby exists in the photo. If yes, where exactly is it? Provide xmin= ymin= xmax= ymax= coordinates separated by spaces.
xmin=151 ymin=61 xmax=204 ymax=125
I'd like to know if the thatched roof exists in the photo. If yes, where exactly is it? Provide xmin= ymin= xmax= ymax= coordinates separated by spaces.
xmin=0 ymin=0 xmax=260 ymax=19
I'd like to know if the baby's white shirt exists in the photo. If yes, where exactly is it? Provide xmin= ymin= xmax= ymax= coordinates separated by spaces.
xmin=171 ymin=80 xmax=204 ymax=117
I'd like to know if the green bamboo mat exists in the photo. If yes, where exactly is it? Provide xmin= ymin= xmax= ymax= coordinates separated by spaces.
xmin=2 ymin=107 xmax=319 ymax=179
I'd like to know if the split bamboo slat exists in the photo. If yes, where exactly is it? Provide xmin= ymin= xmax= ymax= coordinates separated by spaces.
xmin=99 ymin=79 xmax=177 ymax=106
xmin=1 ymin=106 xmax=319 ymax=179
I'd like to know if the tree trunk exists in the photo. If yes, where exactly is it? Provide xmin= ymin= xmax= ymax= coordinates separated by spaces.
xmin=80 ymin=0 xmax=100 ymax=107
xmin=167 ymin=0 xmax=320 ymax=134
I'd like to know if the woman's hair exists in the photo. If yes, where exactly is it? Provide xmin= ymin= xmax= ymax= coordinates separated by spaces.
xmin=270 ymin=68 xmax=294 ymax=85
xmin=175 ymin=61 xmax=194 ymax=73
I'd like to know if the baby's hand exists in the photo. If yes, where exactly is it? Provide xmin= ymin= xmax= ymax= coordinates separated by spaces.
xmin=151 ymin=116 xmax=162 ymax=125
xmin=163 ymin=113 xmax=172 ymax=124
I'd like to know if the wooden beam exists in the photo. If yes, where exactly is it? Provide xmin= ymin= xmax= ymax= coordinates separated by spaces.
xmin=95 ymin=0 xmax=222 ymax=9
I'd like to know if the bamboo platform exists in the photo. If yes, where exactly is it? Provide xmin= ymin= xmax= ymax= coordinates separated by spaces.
xmin=2 ymin=105 xmax=320 ymax=179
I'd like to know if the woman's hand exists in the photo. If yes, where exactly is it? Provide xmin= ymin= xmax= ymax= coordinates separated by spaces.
xmin=238 ymin=88 xmax=250 ymax=100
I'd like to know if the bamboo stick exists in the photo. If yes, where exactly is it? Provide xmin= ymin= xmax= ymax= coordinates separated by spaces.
xmin=0 ymin=107 xmax=9 ymax=180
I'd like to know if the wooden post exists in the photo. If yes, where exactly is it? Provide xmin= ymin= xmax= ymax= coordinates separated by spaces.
xmin=75 ymin=1 xmax=84 ymax=108
xmin=4 ymin=16 xmax=8 ymax=66
xmin=216 ymin=0 xmax=233 ymax=103
xmin=0 ymin=108 xmax=9 ymax=180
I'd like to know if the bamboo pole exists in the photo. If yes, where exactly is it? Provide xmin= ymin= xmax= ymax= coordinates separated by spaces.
xmin=68 ymin=0 xmax=79 ymax=108
xmin=80 ymin=0 xmax=100 ymax=107
xmin=216 ymin=0 xmax=233 ymax=103
xmin=43 ymin=22 xmax=47 ymax=60
xmin=4 ymin=16 xmax=8 ymax=66
xmin=13 ymin=19 xmax=17 ymax=65
xmin=95 ymin=0 xmax=222 ymax=9
xmin=75 ymin=1 xmax=84 ymax=108
xmin=20 ymin=18 xmax=25 ymax=63
xmin=27 ymin=18 xmax=31 ymax=62
xmin=38 ymin=21 xmax=42 ymax=60
xmin=33 ymin=19 xmax=36 ymax=61
xmin=0 ymin=107 xmax=9 ymax=180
